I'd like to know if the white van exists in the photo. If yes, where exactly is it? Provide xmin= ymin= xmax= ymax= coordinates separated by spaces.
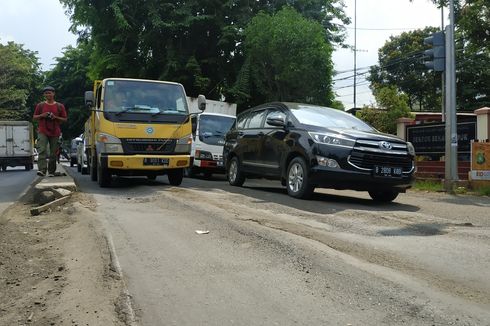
xmin=186 ymin=98 xmax=236 ymax=178
xmin=70 ymin=136 xmax=82 ymax=167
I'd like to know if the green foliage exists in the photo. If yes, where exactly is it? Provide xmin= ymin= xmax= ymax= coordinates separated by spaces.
xmin=0 ymin=41 xmax=42 ymax=120
xmin=234 ymin=7 xmax=334 ymax=107
xmin=412 ymin=180 xmax=444 ymax=192
xmin=356 ymin=85 xmax=412 ymax=134
xmin=60 ymin=0 xmax=348 ymax=105
xmin=377 ymin=0 xmax=489 ymax=111
xmin=368 ymin=27 xmax=441 ymax=111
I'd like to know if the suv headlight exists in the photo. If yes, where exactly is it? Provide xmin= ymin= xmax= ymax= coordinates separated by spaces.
xmin=97 ymin=133 xmax=123 ymax=153
xmin=407 ymin=141 xmax=416 ymax=156
xmin=309 ymin=132 xmax=355 ymax=148
xmin=175 ymin=134 xmax=192 ymax=153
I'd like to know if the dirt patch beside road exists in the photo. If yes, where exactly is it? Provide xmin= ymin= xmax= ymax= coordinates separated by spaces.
xmin=0 ymin=191 xmax=126 ymax=326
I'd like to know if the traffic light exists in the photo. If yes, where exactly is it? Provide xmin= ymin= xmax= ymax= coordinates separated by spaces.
xmin=423 ymin=31 xmax=445 ymax=72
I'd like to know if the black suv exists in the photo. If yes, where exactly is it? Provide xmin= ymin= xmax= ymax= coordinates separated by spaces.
xmin=223 ymin=102 xmax=416 ymax=202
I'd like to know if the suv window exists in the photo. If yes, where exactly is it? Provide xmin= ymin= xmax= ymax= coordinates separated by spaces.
xmin=236 ymin=112 xmax=249 ymax=130
xmin=247 ymin=110 xmax=267 ymax=129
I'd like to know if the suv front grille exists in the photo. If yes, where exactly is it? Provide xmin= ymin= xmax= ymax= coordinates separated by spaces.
xmin=348 ymin=139 xmax=414 ymax=172
xmin=121 ymin=138 xmax=176 ymax=154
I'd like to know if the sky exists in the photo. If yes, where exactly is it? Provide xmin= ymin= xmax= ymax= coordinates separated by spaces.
xmin=0 ymin=0 xmax=445 ymax=109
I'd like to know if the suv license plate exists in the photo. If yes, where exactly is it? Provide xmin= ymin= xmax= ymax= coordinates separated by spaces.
xmin=143 ymin=158 xmax=169 ymax=166
xmin=374 ymin=166 xmax=402 ymax=177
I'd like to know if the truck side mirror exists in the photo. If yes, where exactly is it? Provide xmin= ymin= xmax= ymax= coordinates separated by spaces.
xmin=197 ymin=94 xmax=206 ymax=112
xmin=85 ymin=91 xmax=94 ymax=108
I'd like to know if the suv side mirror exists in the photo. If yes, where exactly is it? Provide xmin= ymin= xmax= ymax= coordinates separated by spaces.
xmin=197 ymin=94 xmax=206 ymax=112
xmin=266 ymin=113 xmax=286 ymax=127
xmin=85 ymin=91 xmax=94 ymax=108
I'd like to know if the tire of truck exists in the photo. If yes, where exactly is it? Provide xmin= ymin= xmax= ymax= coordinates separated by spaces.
xmin=97 ymin=162 xmax=111 ymax=187
xmin=168 ymin=168 xmax=184 ymax=186
xmin=89 ymin=156 xmax=97 ymax=181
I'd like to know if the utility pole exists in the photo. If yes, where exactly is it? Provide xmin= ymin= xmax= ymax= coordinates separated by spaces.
xmin=445 ymin=0 xmax=458 ymax=192
xmin=441 ymin=6 xmax=445 ymax=122
xmin=353 ymin=0 xmax=357 ymax=110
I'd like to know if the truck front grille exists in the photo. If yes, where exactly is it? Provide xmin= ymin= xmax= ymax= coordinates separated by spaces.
xmin=121 ymin=138 xmax=176 ymax=154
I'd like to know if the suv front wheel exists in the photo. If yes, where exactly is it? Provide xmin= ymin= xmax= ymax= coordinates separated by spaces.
xmin=228 ymin=156 xmax=245 ymax=186
xmin=368 ymin=189 xmax=399 ymax=203
xmin=287 ymin=157 xmax=314 ymax=199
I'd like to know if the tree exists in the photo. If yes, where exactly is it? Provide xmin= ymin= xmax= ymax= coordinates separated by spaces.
xmin=0 ymin=41 xmax=42 ymax=120
xmin=368 ymin=27 xmax=441 ymax=112
xmin=59 ymin=0 xmax=349 ymax=104
xmin=357 ymin=86 xmax=412 ymax=134
xmin=233 ymin=7 xmax=335 ymax=107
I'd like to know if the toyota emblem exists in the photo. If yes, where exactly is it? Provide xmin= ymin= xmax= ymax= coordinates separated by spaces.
xmin=379 ymin=141 xmax=393 ymax=150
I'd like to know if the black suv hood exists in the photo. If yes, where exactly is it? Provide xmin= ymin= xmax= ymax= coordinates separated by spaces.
xmin=310 ymin=126 xmax=406 ymax=143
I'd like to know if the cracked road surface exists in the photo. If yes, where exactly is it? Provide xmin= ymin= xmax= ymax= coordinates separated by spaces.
xmin=73 ymin=172 xmax=490 ymax=326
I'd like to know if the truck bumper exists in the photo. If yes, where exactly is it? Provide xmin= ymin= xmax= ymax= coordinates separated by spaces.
xmin=101 ymin=154 xmax=190 ymax=171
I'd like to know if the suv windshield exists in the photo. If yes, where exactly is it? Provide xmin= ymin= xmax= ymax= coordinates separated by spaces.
xmin=103 ymin=80 xmax=188 ymax=123
xmin=198 ymin=115 xmax=236 ymax=146
xmin=291 ymin=105 xmax=374 ymax=132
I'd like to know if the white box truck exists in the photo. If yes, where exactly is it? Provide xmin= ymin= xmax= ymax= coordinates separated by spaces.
xmin=0 ymin=121 xmax=34 ymax=171
xmin=186 ymin=97 xmax=236 ymax=178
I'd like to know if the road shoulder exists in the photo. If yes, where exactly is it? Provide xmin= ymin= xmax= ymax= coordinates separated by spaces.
xmin=0 ymin=188 xmax=127 ymax=325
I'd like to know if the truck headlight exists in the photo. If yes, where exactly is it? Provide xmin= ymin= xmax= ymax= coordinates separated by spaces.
xmin=308 ymin=132 xmax=355 ymax=148
xmin=175 ymin=134 xmax=192 ymax=153
xmin=97 ymin=133 xmax=123 ymax=153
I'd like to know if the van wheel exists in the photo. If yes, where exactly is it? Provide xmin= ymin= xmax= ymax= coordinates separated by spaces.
xmin=203 ymin=172 xmax=212 ymax=179
xmin=287 ymin=157 xmax=314 ymax=199
xmin=228 ymin=157 xmax=245 ymax=186
xmin=368 ymin=189 xmax=399 ymax=203
xmin=97 ymin=163 xmax=111 ymax=187
xmin=184 ymin=166 xmax=195 ymax=178
xmin=168 ymin=169 xmax=183 ymax=186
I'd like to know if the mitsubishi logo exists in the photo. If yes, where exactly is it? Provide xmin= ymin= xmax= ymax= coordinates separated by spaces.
xmin=379 ymin=141 xmax=393 ymax=150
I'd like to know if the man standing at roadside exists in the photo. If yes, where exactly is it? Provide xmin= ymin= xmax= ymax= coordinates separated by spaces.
xmin=33 ymin=86 xmax=67 ymax=177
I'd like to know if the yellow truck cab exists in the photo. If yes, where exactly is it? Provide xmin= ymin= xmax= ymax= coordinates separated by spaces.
xmin=84 ymin=78 xmax=205 ymax=187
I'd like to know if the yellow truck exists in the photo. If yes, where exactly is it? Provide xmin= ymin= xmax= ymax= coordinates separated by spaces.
xmin=84 ymin=78 xmax=205 ymax=187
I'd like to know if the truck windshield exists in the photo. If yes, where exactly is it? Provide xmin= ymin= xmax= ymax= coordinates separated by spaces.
xmin=103 ymin=80 xmax=188 ymax=123
xmin=198 ymin=115 xmax=236 ymax=146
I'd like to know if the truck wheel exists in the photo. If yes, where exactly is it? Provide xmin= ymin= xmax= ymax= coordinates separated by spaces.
xmin=89 ymin=156 xmax=97 ymax=181
xmin=286 ymin=157 xmax=314 ymax=199
xmin=97 ymin=163 xmax=111 ymax=187
xmin=368 ymin=189 xmax=399 ymax=203
xmin=168 ymin=169 xmax=183 ymax=186
xmin=227 ymin=156 xmax=245 ymax=187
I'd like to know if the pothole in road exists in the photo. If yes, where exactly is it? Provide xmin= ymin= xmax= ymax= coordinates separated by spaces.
xmin=379 ymin=223 xmax=448 ymax=236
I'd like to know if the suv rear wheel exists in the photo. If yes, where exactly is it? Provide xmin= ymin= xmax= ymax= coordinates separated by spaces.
xmin=287 ymin=157 xmax=314 ymax=199
xmin=228 ymin=156 xmax=245 ymax=186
